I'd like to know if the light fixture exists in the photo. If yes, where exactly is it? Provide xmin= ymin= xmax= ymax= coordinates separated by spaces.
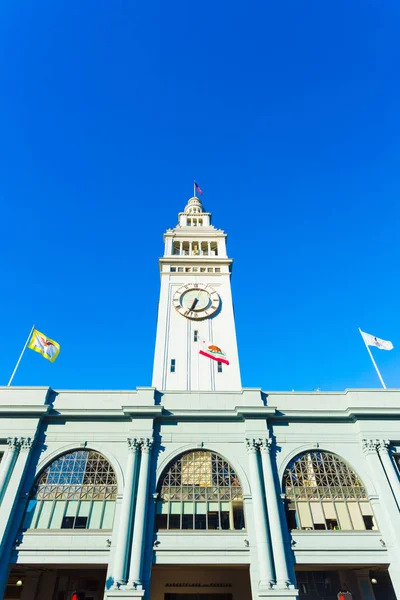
xmin=371 ymin=578 xmax=378 ymax=585
xmin=16 ymin=580 xmax=23 ymax=587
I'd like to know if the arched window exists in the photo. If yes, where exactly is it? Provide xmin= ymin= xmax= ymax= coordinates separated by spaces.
xmin=156 ymin=450 xmax=245 ymax=531
xmin=23 ymin=450 xmax=117 ymax=530
xmin=283 ymin=451 xmax=377 ymax=531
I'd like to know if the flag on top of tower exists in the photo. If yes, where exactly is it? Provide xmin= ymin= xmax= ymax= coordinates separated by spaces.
xmin=199 ymin=340 xmax=229 ymax=365
xmin=194 ymin=181 xmax=203 ymax=196
xmin=359 ymin=330 xmax=393 ymax=351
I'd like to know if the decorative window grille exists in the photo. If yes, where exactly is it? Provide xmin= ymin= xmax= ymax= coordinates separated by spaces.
xmin=283 ymin=451 xmax=376 ymax=531
xmin=24 ymin=450 xmax=117 ymax=531
xmin=156 ymin=450 xmax=245 ymax=531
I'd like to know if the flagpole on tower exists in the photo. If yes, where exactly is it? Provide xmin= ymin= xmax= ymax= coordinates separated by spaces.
xmin=358 ymin=327 xmax=387 ymax=389
xmin=7 ymin=324 xmax=36 ymax=387
xmin=194 ymin=180 xmax=196 ymax=198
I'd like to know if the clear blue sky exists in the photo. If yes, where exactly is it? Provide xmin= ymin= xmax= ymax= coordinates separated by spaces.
xmin=1 ymin=0 xmax=399 ymax=391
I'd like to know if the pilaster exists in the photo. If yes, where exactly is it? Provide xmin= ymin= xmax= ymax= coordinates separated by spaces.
xmin=0 ymin=437 xmax=35 ymax=600
xmin=362 ymin=439 xmax=400 ymax=544
xmin=0 ymin=438 xmax=20 ymax=502
xmin=112 ymin=438 xmax=140 ymax=587
xmin=245 ymin=438 xmax=275 ymax=591
xmin=376 ymin=439 xmax=400 ymax=510
xmin=259 ymin=439 xmax=294 ymax=592
xmin=126 ymin=438 xmax=153 ymax=590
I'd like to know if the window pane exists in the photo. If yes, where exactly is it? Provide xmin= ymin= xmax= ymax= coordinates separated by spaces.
xmin=195 ymin=514 xmax=206 ymax=529
xmin=78 ymin=501 xmax=91 ymax=517
xmin=221 ymin=511 xmax=230 ymax=530
xmin=182 ymin=502 xmax=194 ymax=514
xmin=61 ymin=516 xmax=75 ymax=529
xmin=23 ymin=499 xmax=38 ymax=529
xmin=37 ymin=501 xmax=53 ymax=528
xmin=88 ymin=502 xmax=103 ymax=529
xmin=359 ymin=502 xmax=374 ymax=516
xmin=208 ymin=511 xmax=219 ymax=530
xmin=310 ymin=503 xmax=325 ymax=524
xmin=65 ymin=501 xmax=79 ymax=517
xmin=169 ymin=514 xmax=181 ymax=529
xmin=49 ymin=501 xmax=66 ymax=529
xmin=233 ymin=503 xmax=245 ymax=530
xmin=170 ymin=502 xmax=181 ymax=514
xmin=195 ymin=502 xmax=207 ymax=514
xmin=182 ymin=514 xmax=194 ymax=529
xmin=335 ymin=502 xmax=352 ymax=530
xmin=297 ymin=502 xmax=313 ymax=529
xmin=74 ymin=516 xmax=88 ymax=529
xmin=101 ymin=501 xmax=115 ymax=529
xmin=156 ymin=514 xmax=168 ymax=529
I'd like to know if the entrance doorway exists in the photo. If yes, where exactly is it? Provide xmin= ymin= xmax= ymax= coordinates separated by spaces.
xmin=165 ymin=595 xmax=233 ymax=600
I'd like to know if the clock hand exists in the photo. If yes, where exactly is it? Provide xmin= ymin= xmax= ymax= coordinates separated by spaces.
xmin=190 ymin=298 xmax=199 ymax=310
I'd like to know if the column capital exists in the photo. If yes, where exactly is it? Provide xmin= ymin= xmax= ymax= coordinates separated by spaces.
xmin=127 ymin=438 xmax=140 ymax=452
xmin=19 ymin=437 xmax=34 ymax=452
xmin=376 ymin=439 xmax=391 ymax=454
xmin=245 ymin=438 xmax=259 ymax=454
xmin=140 ymin=438 xmax=153 ymax=453
xmin=6 ymin=437 xmax=20 ymax=450
xmin=259 ymin=439 xmax=273 ymax=454
xmin=362 ymin=439 xmax=378 ymax=455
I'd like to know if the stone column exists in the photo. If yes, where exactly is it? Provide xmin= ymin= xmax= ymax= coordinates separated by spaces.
xmin=0 ymin=438 xmax=33 ymax=548
xmin=0 ymin=438 xmax=34 ymax=600
xmin=376 ymin=440 xmax=400 ymax=509
xmin=127 ymin=438 xmax=153 ymax=589
xmin=0 ymin=438 xmax=19 ymax=503
xmin=113 ymin=438 xmax=140 ymax=587
xmin=259 ymin=439 xmax=291 ymax=590
xmin=246 ymin=438 xmax=275 ymax=589
xmin=362 ymin=439 xmax=400 ymax=599
xmin=362 ymin=439 xmax=400 ymax=532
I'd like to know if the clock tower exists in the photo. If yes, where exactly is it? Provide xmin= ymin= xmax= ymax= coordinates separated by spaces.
xmin=152 ymin=194 xmax=242 ymax=391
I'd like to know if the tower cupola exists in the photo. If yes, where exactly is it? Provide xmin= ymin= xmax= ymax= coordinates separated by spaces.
xmin=184 ymin=196 xmax=204 ymax=214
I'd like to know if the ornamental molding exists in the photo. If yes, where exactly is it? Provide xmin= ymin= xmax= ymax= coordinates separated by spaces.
xmin=245 ymin=438 xmax=259 ymax=454
xmin=140 ymin=438 xmax=154 ymax=453
xmin=19 ymin=438 xmax=34 ymax=451
xmin=127 ymin=438 xmax=139 ymax=452
xmin=362 ymin=439 xmax=379 ymax=454
xmin=7 ymin=437 xmax=20 ymax=450
xmin=259 ymin=439 xmax=273 ymax=454
xmin=376 ymin=439 xmax=391 ymax=454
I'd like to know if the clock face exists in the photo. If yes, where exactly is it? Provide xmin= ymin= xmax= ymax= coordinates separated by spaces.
xmin=173 ymin=283 xmax=220 ymax=320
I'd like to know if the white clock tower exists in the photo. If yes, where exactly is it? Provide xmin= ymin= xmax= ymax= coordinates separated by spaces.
xmin=152 ymin=194 xmax=242 ymax=391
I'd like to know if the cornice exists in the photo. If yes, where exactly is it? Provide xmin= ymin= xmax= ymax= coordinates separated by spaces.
xmin=159 ymin=257 xmax=232 ymax=264
xmin=0 ymin=405 xmax=50 ymax=417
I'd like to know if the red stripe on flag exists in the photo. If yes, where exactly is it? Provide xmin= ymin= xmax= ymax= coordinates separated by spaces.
xmin=199 ymin=350 xmax=229 ymax=365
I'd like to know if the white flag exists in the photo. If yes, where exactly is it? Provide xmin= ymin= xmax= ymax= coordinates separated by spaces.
xmin=360 ymin=330 xmax=393 ymax=351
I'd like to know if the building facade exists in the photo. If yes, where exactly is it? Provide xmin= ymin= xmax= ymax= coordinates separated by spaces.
xmin=1 ymin=196 xmax=400 ymax=600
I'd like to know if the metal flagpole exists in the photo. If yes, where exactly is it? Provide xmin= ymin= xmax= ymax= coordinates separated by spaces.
xmin=194 ymin=180 xmax=196 ymax=197
xmin=358 ymin=327 xmax=387 ymax=389
xmin=7 ymin=324 xmax=36 ymax=386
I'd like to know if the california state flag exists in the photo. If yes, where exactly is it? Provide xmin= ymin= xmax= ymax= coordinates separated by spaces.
xmin=199 ymin=340 xmax=229 ymax=365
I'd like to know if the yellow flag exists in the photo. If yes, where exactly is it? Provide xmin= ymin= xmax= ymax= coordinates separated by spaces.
xmin=28 ymin=329 xmax=60 ymax=363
